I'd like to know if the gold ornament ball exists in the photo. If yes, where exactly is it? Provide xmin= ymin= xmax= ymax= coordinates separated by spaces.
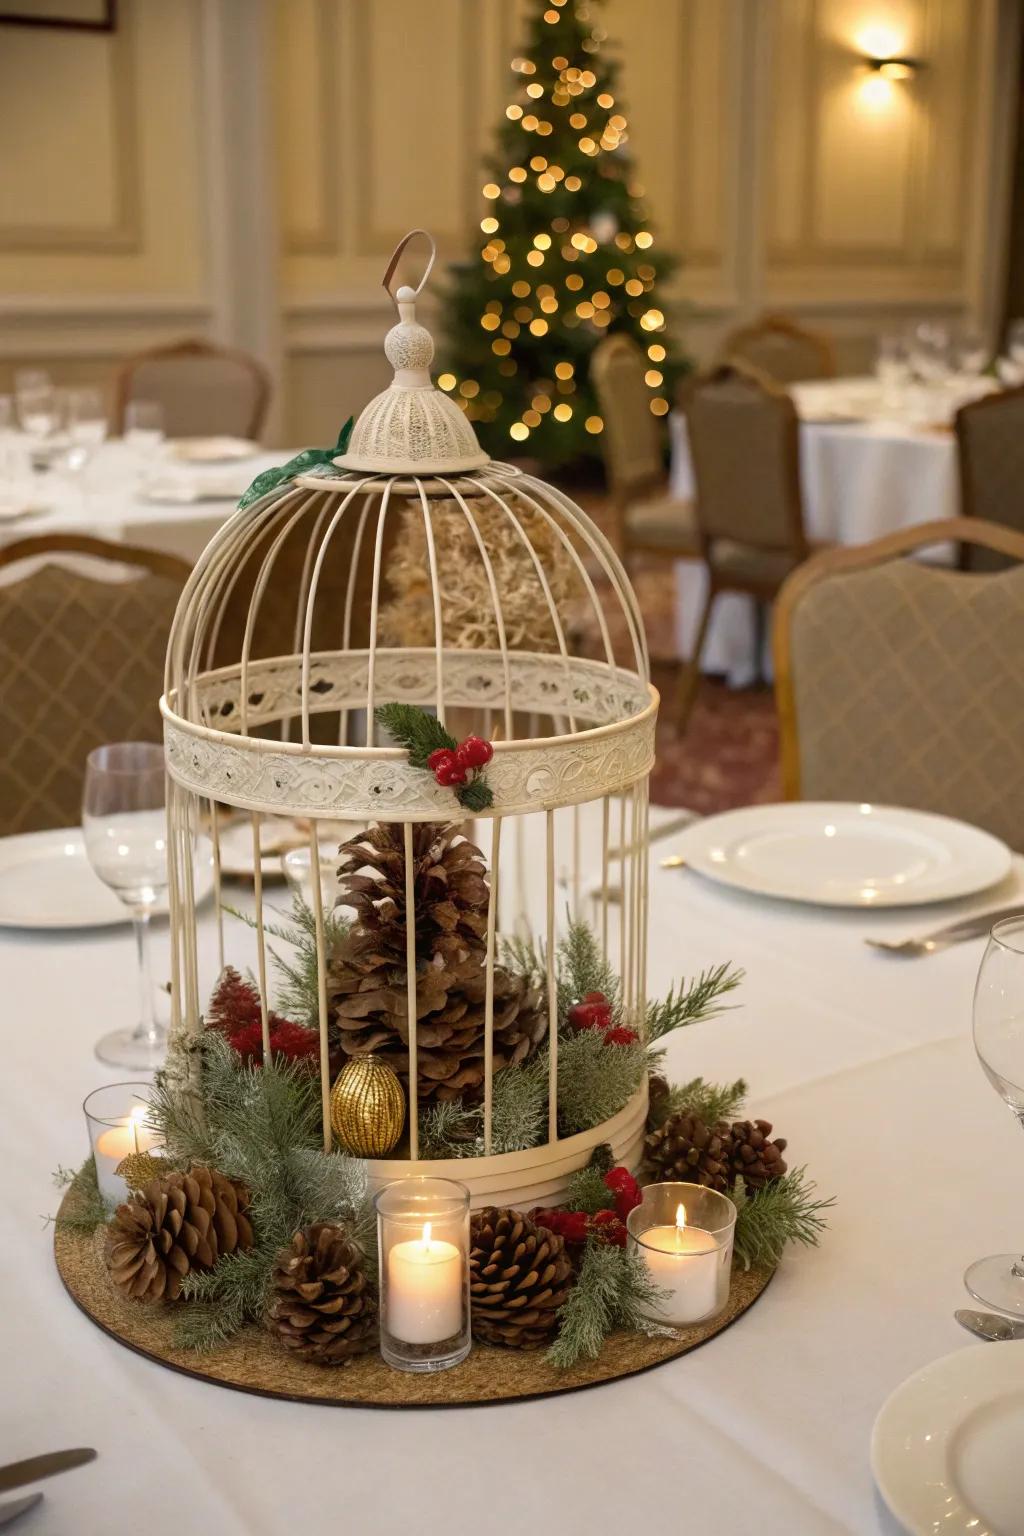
xmin=330 ymin=1054 xmax=405 ymax=1157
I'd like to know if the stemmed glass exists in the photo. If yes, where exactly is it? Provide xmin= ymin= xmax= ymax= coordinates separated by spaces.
xmin=15 ymin=372 xmax=62 ymax=459
xmin=965 ymin=916 xmax=1024 ymax=1316
xmin=123 ymin=399 xmax=165 ymax=453
xmin=65 ymin=385 xmax=108 ymax=478
xmin=82 ymin=743 xmax=169 ymax=1070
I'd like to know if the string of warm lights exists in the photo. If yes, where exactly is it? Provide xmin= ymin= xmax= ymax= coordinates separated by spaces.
xmin=438 ymin=0 xmax=676 ymax=456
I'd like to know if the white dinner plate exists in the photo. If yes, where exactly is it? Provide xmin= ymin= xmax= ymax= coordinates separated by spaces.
xmin=167 ymin=437 xmax=260 ymax=464
xmin=0 ymin=828 xmax=213 ymax=930
xmin=140 ymin=481 xmax=248 ymax=505
xmin=872 ymin=1341 xmax=1024 ymax=1535
xmin=672 ymin=802 xmax=1011 ymax=908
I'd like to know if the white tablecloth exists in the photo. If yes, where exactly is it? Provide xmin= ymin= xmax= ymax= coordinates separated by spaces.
xmin=669 ymin=379 xmax=963 ymax=686
xmin=3 ymin=805 xmax=1018 ymax=1534
xmin=1 ymin=442 xmax=287 ymax=566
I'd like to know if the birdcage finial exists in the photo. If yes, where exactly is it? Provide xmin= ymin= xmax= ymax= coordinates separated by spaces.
xmin=335 ymin=228 xmax=489 ymax=475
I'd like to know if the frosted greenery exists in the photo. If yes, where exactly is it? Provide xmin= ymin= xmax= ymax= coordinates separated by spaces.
xmin=731 ymin=1168 xmax=835 ymax=1271
xmin=546 ymin=1239 xmax=673 ymax=1369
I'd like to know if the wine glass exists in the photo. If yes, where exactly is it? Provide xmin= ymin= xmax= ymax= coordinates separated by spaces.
xmin=909 ymin=321 xmax=951 ymax=383
xmin=874 ymin=332 xmax=910 ymax=407
xmin=965 ymin=916 xmax=1024 ymax=1316
xmin=15 ymin=378 xmax=62 ymax=455
xmin=65 ymin=385 xmax=108 ymax=476
xmin=124 ymin=399 xmax=165 ymax=453
xmin=952 ymin=323 xmax=988 ymax=378
xmin=82 ymin=743 xmax=169 ymax=1070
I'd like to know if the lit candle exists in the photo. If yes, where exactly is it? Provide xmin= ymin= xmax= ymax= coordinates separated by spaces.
xmin=386 ymin=1221 xmax=463 ymax=1344
xmin=93 ymin=1104 xmax=159 ymax=1204
xmin=636 ymin=1204 xmax=721 ymax=1324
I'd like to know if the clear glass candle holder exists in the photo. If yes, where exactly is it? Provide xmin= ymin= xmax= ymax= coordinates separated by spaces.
xmin=627 ymin=1182 xmax=736 ymax=1326
xmin=375 ymin=1177 xmax=471 ymax=1373
xmin=83 ymin=1082 xmax=162 ymax=1208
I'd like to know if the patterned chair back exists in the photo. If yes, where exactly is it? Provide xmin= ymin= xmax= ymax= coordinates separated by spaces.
xmin=591 ymin=333 xmax=666 ymax=502
xmin=955 ymin=387 xmax=1024 ymax=570
xmin=115 ymin=338 xmax=270 ymax=440
xmin=683 ymin=364 xmax=807 ymax=554
xmin=774 ymin=518 xmax=1024 ymax=849
xmin=0 ymin=536 xmax=190 ymax=834
xmin=724 ymin=314 xmax=835 ymax=385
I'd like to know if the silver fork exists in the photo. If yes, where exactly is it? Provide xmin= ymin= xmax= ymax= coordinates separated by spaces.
xmin=865 ymin=903 xmax=1024 ymax=957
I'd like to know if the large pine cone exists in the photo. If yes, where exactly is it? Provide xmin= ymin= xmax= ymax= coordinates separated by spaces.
xmin=728 ymin=1119 xmax=788 ymax=1192
xmin=469 ymin=1207 xmax=574 ymax=1348
xmin=105 ymin=1166 xmax=253 ymax=1304
xmin=643 ymin=1113 xmax=734 ymax=1192
xmin=328 ymin=823 xmax=547 ymax=1103
xmin=267 ymin=1223 xmax=378 ymax=1366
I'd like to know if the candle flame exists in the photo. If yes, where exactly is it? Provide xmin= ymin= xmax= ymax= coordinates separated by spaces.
xmin=675 ymin=1204 xmax=686 ymax=1232
xmin=422 ymin=1221 xmax=432 ymax=1250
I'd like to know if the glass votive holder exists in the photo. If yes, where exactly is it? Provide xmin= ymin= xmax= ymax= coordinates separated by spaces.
xmin=83 ymin=1082 xmax=162 ymax=1208
xmin=374 ymin=1177 xmax=471 ymax=1373
xmin=280 ymin=842 xmax=344 ymax=910
xmin=627 ymin=1182 xmax=736 ymax=1327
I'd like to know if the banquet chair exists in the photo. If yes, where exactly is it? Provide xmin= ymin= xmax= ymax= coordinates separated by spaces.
xmin=954 ymin=386 xmax=1024 ymax=569
xmin=773 ymin=518 xmax=1024 ymax=849
xmin=114 ymin=338 xmax=270 ymax=441
xmin=723 ymin=313 xmax=835 ymax=385
xmin=591 ymin=333 xmax=698 ymax=566
xmin=675 ymin=363 xmax=810 ymax=728
xmin=0 ymin=534 xmax=190 ymax=835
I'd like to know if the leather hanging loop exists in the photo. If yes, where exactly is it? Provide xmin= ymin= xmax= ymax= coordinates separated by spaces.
xmin=382 ymin=229 xmax=437 ymax=308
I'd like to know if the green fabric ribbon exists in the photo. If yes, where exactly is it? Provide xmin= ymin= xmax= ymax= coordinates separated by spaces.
xmin=237 ymin=418 xmax=354 ymax=510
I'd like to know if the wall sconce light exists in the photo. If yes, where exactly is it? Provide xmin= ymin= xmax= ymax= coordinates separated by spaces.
xmin=865 ymin=56 xmax=921 ymax=81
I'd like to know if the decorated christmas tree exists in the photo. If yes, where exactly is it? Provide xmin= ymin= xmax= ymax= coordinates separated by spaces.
xmin=438 ymin=0 xmax=688 ymax=467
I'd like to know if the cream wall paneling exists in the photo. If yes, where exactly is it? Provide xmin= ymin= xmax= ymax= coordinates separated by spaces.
xmin=759 ymin=0 xmax=994 ymax=308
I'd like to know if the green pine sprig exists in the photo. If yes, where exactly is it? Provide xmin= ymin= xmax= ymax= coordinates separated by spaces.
xmin=645 ymin=963 xmax=744 ymax=1041
xmin=374 ymin=702 xmax=494 ymax=811
xmin=50 ymin=1155 xmax=108 ymax=1231
xmin=652 ymin=1076 xmax=749 ymax=1129
xmin=546 ymin=1238 xmax=674 ymax=1369
xmin=731 ymin=1168 xmax=835 ymax=1271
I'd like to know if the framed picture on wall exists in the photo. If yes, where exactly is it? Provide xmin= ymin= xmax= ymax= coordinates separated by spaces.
xmin=0 ymin=0 xmax=116 ymax=29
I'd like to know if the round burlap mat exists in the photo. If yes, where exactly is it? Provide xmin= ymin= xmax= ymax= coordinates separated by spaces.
xmin=55 ymin=1195 xmax=774 ymax=1409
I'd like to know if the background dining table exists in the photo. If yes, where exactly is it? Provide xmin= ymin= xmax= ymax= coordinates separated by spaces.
xmin=0 ymin=440 xmax=286 ymax=566
xmin=668 ymin=375 xmax=990 ymax=686
xmin=2 ymin=802 xmax=1019 ymax=1534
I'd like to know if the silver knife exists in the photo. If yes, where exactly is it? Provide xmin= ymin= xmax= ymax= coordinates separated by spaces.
xmin=0 ymin=1450 xmax=96 ymax=1495
xmin=0 ymin=1494 xmax=43 ymax=1529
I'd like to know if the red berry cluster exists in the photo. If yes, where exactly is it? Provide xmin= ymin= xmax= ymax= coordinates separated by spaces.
xmin=566 ymin=990 xmax=639 ymax=1047
xmin=427 ymin=734 xmax=494 ymax=788
xmin=533 ymin=1166 xmax=643 ymax=1251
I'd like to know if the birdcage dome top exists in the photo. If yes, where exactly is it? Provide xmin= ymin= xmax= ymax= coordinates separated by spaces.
xmin=161 ymin=232 xmax=657 ymax=822
xmin=336 ymin=239 xmax=489 ymax=475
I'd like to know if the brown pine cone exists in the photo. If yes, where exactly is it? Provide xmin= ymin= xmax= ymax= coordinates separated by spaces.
xmin=328 ymin=823 xmax=547 ymax=1103
xmin=646 ymin=1073 xmax=671 ymax=1128
xmin=470 ymin=1207 xmax=574 ymax=1348
xmin=728 ymin=1119 xmax=788 ymax=1192
xmin=643 ymin=1112 xmax=733 ymax=1192
xmin=105 ymin=1166 xmax=253 ymax=1304
xmin=268 ymin=1222 xmax=378 ymax=1366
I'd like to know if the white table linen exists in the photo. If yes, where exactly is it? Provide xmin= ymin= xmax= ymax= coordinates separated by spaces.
xmin=0 ymin=441 xmax=286 ymax=566
xmin=669 ymin=378 xmax=966 ymax=686
xmin=2 ymin=801 xmax=1018 ymax=1533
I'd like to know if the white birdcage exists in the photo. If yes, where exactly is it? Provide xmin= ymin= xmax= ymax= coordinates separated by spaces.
xmin=161 ymin=231 xmax=658 ymax=1209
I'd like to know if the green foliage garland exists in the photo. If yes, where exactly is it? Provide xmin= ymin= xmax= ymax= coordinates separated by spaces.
xmin=546 ymin=1239 xmax=673 ymax=1369
xmin=147 ymin=1034 xmax=373 ymax=1351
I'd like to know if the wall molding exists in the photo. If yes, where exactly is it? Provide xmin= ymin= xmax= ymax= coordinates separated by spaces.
xmin=0 ymin=12 xmax=141 ymax=255
xmin=0 ymin=294 xmax=214 ymax=358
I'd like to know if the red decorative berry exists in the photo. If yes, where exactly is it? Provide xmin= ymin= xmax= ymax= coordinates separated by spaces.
xmin=427 ymin=747 xmax=456 ymax=773
xmin=583 ymin=991 xmax=608 ymax=1004
xmin=603 ymin=1026 xmax=639 ymax=1047
xmin=590 ymin=1208 xmax=629 ymax=1247
xmin=456 ymin=735 xmax=493 ymax=769
xmin=568 ymin=999 xmax=613 ymax=1032
xmin=604 ymin=1166 xmax=643 ymax=1220
xmin=434 ymin=758 xmax=467 ymax=787
xmin=532 ymin=1207 xmax=589 ymax=1246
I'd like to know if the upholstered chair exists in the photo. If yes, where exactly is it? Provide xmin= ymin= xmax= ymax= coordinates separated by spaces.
xmin=0 ymin=535 xmax=190 ymax=834
xmin=773 ymin=518 xmax=1024 ymax=849
xmin=723 ymin=313 xmax=835 ymax=385
xmin=955 ymin=386 xmax=1024 ymax=570
xmin=115 ymin=338 xmax=270 ymax=441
